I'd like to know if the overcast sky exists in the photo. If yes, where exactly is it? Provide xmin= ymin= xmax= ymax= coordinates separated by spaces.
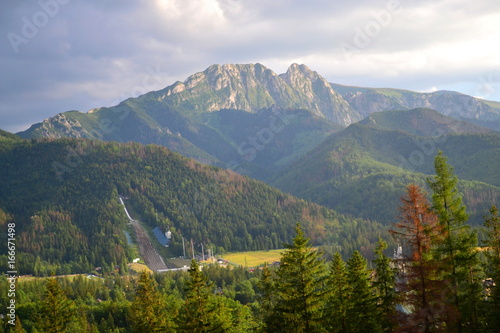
xmin=2 ymin=0 xmax=500 ymax=133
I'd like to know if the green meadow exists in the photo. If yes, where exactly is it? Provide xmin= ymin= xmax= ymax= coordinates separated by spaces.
xmin=223 ymin=249 xmax=283 ymax=267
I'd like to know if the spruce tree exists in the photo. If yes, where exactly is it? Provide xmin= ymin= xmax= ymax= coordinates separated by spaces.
xmin=271 ymin=223 xmax=327 ymax=333
xmin=373 ymin=239 xmax=397 ymax=332
xmin=325 ymin=252 xmax=351 ymax=333
xmin=483 ymin=205 xmax=500 ymax=331
xmin=427 ymin=151 xmax=482 ymax=332
xmin=177 ymin=259 xmax=227 ymax=332
xmin=346 ymin=251 xmax=382 ymax=333
xmin=258 ymin=264 xmax=278 ymax=331
xmin=38 ymin=278 xmax=77 ymax=333
xmin=129 ymin=270 xmax=175 ymax=332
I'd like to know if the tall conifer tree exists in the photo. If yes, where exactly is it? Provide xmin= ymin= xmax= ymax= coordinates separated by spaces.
xmin=390 ymin=184 xmax=448 ymax=332
xmin=258 ymin=264 xmax=279 ymax=331
xmin=373 ymin=239 xmax=397 ymax=332
xmin=271 ymin=223 xmax=327 ymax=333
xmin=325 ymin=252 xmax=351 ymax=333
xmin=427 ymin=151 xmax=481 ymax=332
xmin=129 ymin=270 xmax=175 ymax=332
xmin=346 ymin=250 xmax=382 ymax=333
xmin=38 ymin=278 xmax=77 ymax=333
xmin=177 ymin=259 xmax=228 ymax=332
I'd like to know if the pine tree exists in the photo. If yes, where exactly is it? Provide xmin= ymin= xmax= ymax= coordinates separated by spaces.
xmin=390 ymin=184 xmax=448 ymax=332
xmin=38 ymin=278 xmax=77 ymax=333
xmin=483 ymin=205 xmax=500 ymax=331
xmin=258 ymin=264 xmax=278 ymax=331
xmin=427 ymin=151 xmax=482 ymax=332
xmin=346 ymin=250 xmax=382 ymax=333
xmin=325 ymin=252 xmax=351 ymax=333
xmin=271 ymin=223 xmax=327 ymax=333
xmin=373 ymin=239 xmax=397 ymax=332
xmin=177 ymin=259 xmax=227 ymax=332
xmin=129 ymin=270 xmax=175 ymax=332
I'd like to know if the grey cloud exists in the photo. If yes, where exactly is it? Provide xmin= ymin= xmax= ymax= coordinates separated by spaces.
xmin=1 ymin=0 xmax=500 ymax=132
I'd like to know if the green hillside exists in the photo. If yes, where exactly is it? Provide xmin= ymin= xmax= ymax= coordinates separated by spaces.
xmin=200 ymin=107 xmax=341 ymax=178
xmin=0 ymin=129 xmax=21 ymax=141
xmin=0 ymin=138 xmax=383 ymax=276
xmin=272 ymin=114 xmax=500 ymax=225
xmin=359 ymin=108 xmax=496 ymax=136
xmin=19 ymin=102 xmax=340 ymax=180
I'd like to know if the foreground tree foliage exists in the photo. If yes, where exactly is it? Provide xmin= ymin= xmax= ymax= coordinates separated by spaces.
xmin=346 ymin=250 xmax=383 ymax=333
xmin=390 ymin=184 xmax=448 ymax=332
xmin=257 ymin=264 xmax=278 ymax=330
xmin=129 ymin=271 xmax=176 ymax=332
xmin=427 ymin=152 xmax=482 ymax=332
xmin=177 ymin=260 xmax=228 ymax=332
xmin=38 ymin=278 xmax=78 ymax=333
xmin=4 ymin=152 xmax=500 ymax=332
xmin=324 ymin=252 xmax=350 ymax=332
xmin=3 ymin=215 xmax=499 ymax=332
xmin=267 ymin=223 xmax=327 ymax=333
xmin=373 ymin=239 xmax=397 ymax=332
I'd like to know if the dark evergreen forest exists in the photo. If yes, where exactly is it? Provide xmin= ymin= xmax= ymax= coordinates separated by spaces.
xmin=1 ymin=136 xmax=499 ymax=332
xmin=0 ymin=138 xmax=384 ymax=276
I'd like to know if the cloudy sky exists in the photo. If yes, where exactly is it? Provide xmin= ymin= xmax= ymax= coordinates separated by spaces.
xmin=2 ymin=0 xmax=500 ymax=133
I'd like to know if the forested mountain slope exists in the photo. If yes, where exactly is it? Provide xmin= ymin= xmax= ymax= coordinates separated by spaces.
xmin=0 ymin=137 xmax=382 ymax=275
xmin=272 ymin=109 xmax=500 ymax=225
xmin=0 ymin=129 xmax=21 ymax=141
xmin=358 ymin=108 xmax=497 ymax=136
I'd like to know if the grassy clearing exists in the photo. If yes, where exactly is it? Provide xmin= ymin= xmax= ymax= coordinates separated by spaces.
xmin=17 ymin=274 xmax=106 ymax=282
xmin=223 ymin=249 xmax=283 ymax=267
xmin=128 ymin=262 xmax=153 ymax=275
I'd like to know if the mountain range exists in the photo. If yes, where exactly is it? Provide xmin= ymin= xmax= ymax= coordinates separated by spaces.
xmin=17 ymin=63 xmax=500 ymax=175
xmin=14 ymin=64 xmax=500 ymax=224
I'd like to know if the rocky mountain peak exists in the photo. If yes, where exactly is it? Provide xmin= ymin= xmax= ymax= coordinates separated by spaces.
xmin=21 ymin=112 xmax=89 ymax=139
xmin=156 ymin=63 xmax=357 ymax=125
xmin=280 ymin=63 xmax=360 ymax=125
xmin=18 ymin=62 xmax=500 ymax=144
xmin=284 ymin=63 xmax=317 ymax=79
